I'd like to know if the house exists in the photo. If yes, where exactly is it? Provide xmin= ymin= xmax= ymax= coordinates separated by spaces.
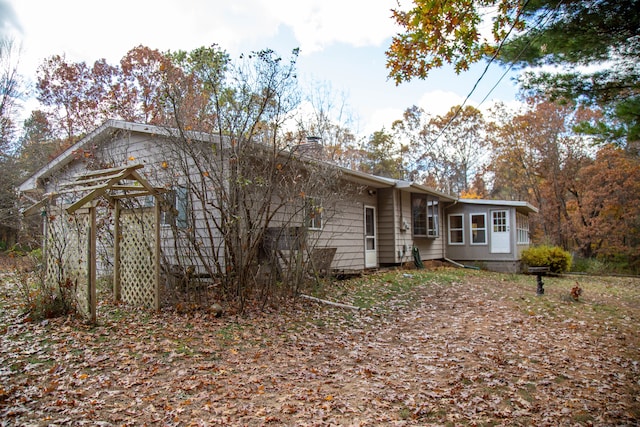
xmin=18 ymin=120 xmax=537 ymax=279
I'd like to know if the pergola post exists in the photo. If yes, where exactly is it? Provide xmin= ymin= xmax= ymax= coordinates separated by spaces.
xmin=113 ymin=199 xmax=122 ymax=302
xmin=154 ymin=201 xmax=161 ymax=311
xmin=88 ymin=205 xmax=97 ymax=324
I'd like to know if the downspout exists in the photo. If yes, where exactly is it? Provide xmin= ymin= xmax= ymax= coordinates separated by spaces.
xmin=398 ymin=189 xmax=410 ymax=262
xmin=445 ymin=257 xmax=480 ymax=270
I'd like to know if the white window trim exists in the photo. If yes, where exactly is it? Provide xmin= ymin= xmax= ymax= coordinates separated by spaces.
xmin=412 ymin=194 xmax=440 ymax=238
xmin=470 ymin=213 xmax=487 ymax=245
xmin=448 ymin=213 xmax=465 ymax=245
xmin=516 ymin=212 xmax=530 ymax=244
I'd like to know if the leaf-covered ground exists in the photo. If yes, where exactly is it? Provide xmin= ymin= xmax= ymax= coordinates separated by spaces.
xmin=1 ymin=265 xmax=639 ymax=426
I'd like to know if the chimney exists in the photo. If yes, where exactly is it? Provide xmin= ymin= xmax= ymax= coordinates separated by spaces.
xmin=296 ymin=136 xmax=323 ymax=157
xmin=306 ymin=136 xmax=321 ymax=144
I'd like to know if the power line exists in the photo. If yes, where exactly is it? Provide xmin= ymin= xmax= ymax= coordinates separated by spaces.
xmin=429 ymin=0 xmax=564 ymax=143
xmin=478 ymin=0 xmax=565 ymax=106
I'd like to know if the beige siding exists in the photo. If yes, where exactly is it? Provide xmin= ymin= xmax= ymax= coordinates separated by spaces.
xmin=374 ymin=188 xmax=448 ymax=266
xmin=313 ymin=188 xmax=372 ymax=271
xmin=377 ymin=188 xmax=397 ymax=264
xmin=41 ymin=131 xmax=224 ymax=275
xmin=399 ymin=191 xmax=446 ymax=262
xmin=395 ymin=190 xmax=417 ymax=263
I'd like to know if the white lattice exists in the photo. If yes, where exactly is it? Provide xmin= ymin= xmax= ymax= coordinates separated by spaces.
xmin=119 ymin=207 xmax=158 ymax=308
xmin=44 ymin=207 xmax=92 ymax=319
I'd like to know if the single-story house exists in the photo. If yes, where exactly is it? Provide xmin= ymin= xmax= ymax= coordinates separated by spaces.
xmin=18 ymin=120 xmax=537 ymax=277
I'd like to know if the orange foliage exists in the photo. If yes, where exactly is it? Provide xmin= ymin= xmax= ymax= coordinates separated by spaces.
xmin=567 ymin=146 xmax=640 ymax=262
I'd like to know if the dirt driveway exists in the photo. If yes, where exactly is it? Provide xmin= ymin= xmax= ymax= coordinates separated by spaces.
xmin=1 ymin=268 xmax=639 ymax=425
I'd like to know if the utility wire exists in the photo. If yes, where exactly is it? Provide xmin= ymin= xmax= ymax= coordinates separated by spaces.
xmin=429 ymin=0 xmax=564 ymax=143
xmin=478 ymin=0 xmax=565 ymax=107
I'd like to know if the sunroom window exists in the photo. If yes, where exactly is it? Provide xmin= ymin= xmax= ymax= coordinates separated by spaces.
xmin=516 ymin=212 xmax=530 ymax=244
xmin=448 ymin=214 xmax=464 ymax=244
xmin=470 ymin=213 xmax=487 ymax=245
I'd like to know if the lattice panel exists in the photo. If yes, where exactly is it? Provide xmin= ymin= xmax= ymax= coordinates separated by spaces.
xmin=44 ymin=207 xmax=92 ymax=319
xmin=119 ymin=207 xmax=158 ymax=308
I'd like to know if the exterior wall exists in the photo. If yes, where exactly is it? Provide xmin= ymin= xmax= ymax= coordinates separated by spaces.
xmin=46 ymin=129 xmax=386 ymax=274
xmin=445 ymin=203 xmax=522 ymax=265
xmin=42 ymin=132 xmax=172 ymax=193
xmin=377 ymin=189 xmax=446 ymax=266
xmin=40 ymin=131 xmax=224 ymax=276
xmin=377 ymin=188 xmax=398 ymax=264
xmin=315 ymin=188 xmax=371 ymax=271
xmin=411 ymin=197 xmax=446 ymax=262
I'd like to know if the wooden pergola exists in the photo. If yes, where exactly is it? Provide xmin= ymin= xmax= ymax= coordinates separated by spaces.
xmin=24 ymin=164 xmax=165 ymax=323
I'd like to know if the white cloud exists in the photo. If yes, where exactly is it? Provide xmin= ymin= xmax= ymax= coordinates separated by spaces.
xmin=267 ymin=0 xmax=398 ymax=54
xmin=361 ymin=107 xmax=403 ymax=136
xmin=7 ymin=0 xmax=520 ymax=138
xmin=10 ymin=0 xmax=399 ymax=76
xmin=417 ymin=90 xmax=467 ymax=117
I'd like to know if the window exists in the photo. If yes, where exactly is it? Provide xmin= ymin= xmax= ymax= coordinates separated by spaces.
xmin=174 ymin=186 xmax=189 ymax=228
xmin=305 ymin=198 xmax=323 ymax=230
xmin=412 ymin=194 xmax=439 ymax=237
xmin=470 ymin=213 xmax=487 ymax=245
xmin=448 ymin=214 xmax=464 ymax=244
xmin=493 ymin=210 xmax=507 ymax=232
xmin=157 ymin=185 xmax=189 ymax=228
xmin=516 ymin=212 xmax=530 ymax=244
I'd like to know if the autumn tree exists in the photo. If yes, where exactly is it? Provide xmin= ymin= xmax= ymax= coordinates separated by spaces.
xmin=36 ymin=55 xmax=99 ymax=142
xmin=0 ymin=39 xmax=22 ymax=235
xmin=431 ymin=105 xmax=488 ymax=194
xmin=35 ymin=46 xmax=181 ymax=143
xmin=392 ymin=104 xmax=488 ymax=194
xmin=120 ymin=45 xmax=183 ymax=124
xmin=358 ymin=129 xmax=405 ymax=179
xmin=502 ymin=0 xmax=640 ymax=149
xmin=14 ymin=110 xmax=63 ymax=181
xmin=488 ymin=98 xmax=593 ymax=247
xmin=566 ymin=146 xmax=640 ymax=268
xmin=391 ymin=105 xmax=438 ymax=185
xmin=387 ymin=0 xmax=640 ymax=148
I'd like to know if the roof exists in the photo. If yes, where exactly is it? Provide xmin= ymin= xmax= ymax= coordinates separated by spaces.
xmin=22 ymin=164 xmax=165 ymax=216
xmin=336 ymin=169 xmax=456 ymax=202
xmin=18 ymin=120 xmax=534 ymax=212
xmin=456 ymin=198 xmax=539 ymax=213
xmin=18 ymin=120 xmax=216 ymax=193
xmin=391 ymin=179 xmax=457 ymax=202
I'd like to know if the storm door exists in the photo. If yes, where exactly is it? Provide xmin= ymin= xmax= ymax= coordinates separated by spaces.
xmin=364 ymin=206 xmax=377 ymax=268
xmin=490 ymin=210 xmax=510 ymax=253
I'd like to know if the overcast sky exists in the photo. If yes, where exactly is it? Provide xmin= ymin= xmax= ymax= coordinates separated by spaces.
xmin=3 ymin=0 xmax=521 ymax=138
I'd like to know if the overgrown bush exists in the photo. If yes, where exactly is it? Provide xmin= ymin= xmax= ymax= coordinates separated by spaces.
xmin=16 ymin=251 xmax=77 ymax=321
xmin=522 ymin=245 xmax=572 ymax=274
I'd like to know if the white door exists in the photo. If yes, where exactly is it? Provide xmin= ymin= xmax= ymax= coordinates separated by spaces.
xmin=364 ymin=206 xmax=377 ymax=268
xmin=490 ymin=210 xmax=511 ymax=253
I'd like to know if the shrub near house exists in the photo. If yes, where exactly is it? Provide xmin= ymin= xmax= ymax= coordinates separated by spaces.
xmin=521 ymin=245 xmax=572 ymax=274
